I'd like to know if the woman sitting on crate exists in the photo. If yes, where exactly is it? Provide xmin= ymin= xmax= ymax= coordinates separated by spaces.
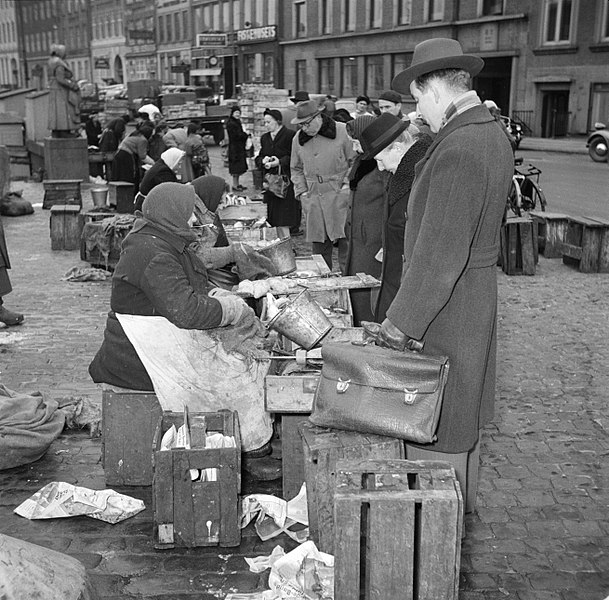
xmin=88 ymin=182 xmax=273 ymax=453
xmin=134 ymin=148 xmax=186 ymax=212
xmin=254 ymin=109 xmax=301 ymax=235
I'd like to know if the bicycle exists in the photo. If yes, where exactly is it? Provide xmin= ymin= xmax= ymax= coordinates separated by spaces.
xmin=506 ymin=157 xmax=548 ymax=217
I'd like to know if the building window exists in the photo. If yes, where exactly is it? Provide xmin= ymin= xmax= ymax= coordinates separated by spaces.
xmin=397 ymin=0 xmax=412 ymax=25
xmin=254 ymin=0 xmax=263 ymax=26
xmin=267 ymin=0 xmax=277 ymax=25
xmin=341 ymin=56 xmax=357 ymax=97
xmin=263 ymin=53 xmax=274 ymax=81
xmin=542 ymin=0 xmax=574 ymax=44
xmin=233 ymin=2 xmax=240 ymax=29
xmin=295 ymin=59 xmax=307 ymax=91
xmin=244 ymin=0 xmax=252 ymax=25
xmin=427 ymin=0 xmax=445 ymax=22
xmin=182 ymin=10 xmax=189 ymax=39
xmin=222 ymin=1 xmax=229 ymax=29
xmin=479 ymin=0 xmax=503 ymax=16
xmin=369 ymin=0 xmax=382 ymax=28
xmin=158 ymin=16 xmax=165 ymax=43
xmin=295 ymin=2 xmax=306 ymax=38
xmin=343 ymin=0 xmax=356 ymax=32
xmin=167 ymin=14 xmax=173 ymax=42
xmin=319 ymin=58 xmax=335 ymax=95
xmin=321 ymin=0 xmax=332 ymax=34
xmin=589 ymin=83 xmax=609 ymax=129
xmin=246 ymin=53 xmax=256 ymax=81
xmin=204 ymin=5 xmax=212 ymax=30
xmin=213 ymin=2 xmax=220 ymax=30
xmin=602 ymin=0 xmax=609 ymax=41
xmin=174 ymin=12 xmax=181 ymax=40
xmin=365 ymin=55 xmax=383 ymax=98
xmin=392 ymin=52 xmax=412 ymax=80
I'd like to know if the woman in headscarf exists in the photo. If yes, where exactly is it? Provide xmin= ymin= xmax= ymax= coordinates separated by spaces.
xmin=134 ymin=147 xmax=185 ymax=211
xmin=255 ymin=109 xmax=301 ymax=234
xmin=343 ymin=115 xmax=386 ymax=324
xmin=226 ymin=106 xmax=250 ymax=191
xmin=110 ymin=123 xmax=154 ymax=191
xmin=183 ymin=121 xmax=209 ymax=181
xmin=89 ymin=182 xmax=253 ymax=392
xmin=99 ymin=114 xmax=129 ymax=153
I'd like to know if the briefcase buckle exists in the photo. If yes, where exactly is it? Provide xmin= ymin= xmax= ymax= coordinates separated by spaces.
xmin=404 ymin=388 xmax=418 ymax=404
xmin=336 ymin=378 xmax=351 ymax=393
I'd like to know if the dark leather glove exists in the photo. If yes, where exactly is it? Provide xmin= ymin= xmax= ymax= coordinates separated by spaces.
xmin=377 ymin=318 xmax=424 ymax=352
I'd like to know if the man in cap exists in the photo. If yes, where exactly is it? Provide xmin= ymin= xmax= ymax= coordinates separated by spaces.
xmin=377 ymin=90 xmax=407 ymax=120
xmin=290 ymin=100 xmax=355 ymax=271
xmin=375 ymin=38 xmax=514 ymax=513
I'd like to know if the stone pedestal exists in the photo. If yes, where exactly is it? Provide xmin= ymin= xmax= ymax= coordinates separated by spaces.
xmin=44 ymin=137 xmax=89 ymax=181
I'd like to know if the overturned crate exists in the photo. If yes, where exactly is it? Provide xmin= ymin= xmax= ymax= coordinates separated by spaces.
xmin=152 ymin=410 xmax=241 ymax=549
xmin=333 ymin=459 xmax=463 ymax=600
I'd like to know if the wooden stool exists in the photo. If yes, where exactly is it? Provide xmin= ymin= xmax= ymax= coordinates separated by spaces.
xmin=500 ymin=216 xmax=538 ymax=275
xmin=300 ymin=422 xmax=404 ymax=554
xmin=334 ymin=459 xmax=462 ymax=600
xmin=562 ymin=215 xmax=609 ymax=273
xmin=108 ymin=181 xmax=135 ymax=214
xmin=529 ymin=211 xmax=568 ymax=258
xmin=49 ymin=205 xmax=82 ymax=251
xmin=101 ymin=385 xmax=162 ymax=486
xmin=42 ymin=179 xmax=82 ymax=209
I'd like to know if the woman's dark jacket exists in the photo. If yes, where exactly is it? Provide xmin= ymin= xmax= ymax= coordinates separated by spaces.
xmin=254 ymin=126 xmax=300 ymax=229
xmin=138 ymin=159 xmax=177 ymax=197
xmin=89 ymin=222 xmax=223 ymax=390
xmin=226 ymin=116 xmax=248 ymax=175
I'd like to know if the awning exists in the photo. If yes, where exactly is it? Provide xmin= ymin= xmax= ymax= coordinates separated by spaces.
xmin=190 ymin=68 xmax=222 ymax=77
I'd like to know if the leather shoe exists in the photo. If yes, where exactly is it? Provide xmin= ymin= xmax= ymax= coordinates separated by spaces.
xmin=0 ymin=306 xmax=24 ymax=326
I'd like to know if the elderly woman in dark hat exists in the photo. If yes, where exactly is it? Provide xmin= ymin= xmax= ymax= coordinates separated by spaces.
xmin=226 ymin=106 xmax=250 ymax=192
xmin=255 ymin=109 xmax=301 ymax=234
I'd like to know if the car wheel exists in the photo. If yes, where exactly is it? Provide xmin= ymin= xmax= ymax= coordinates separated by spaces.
xmin=588 ymin=137 xmax=609 ymax=162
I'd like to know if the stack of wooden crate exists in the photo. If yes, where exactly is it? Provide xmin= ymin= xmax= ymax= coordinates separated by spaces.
xmin=0 ymin=113 xmax=29 ymax=179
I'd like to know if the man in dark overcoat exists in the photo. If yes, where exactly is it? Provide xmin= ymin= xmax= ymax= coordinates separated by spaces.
xmin=0 ymin=217 xmax=23 ymax=326
xmin=376 ymin=38 xmax=514 ymax=512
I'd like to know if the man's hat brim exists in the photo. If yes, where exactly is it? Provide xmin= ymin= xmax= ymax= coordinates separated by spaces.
xmin=392 ymin=55 xmax=484 ymax=94
xmin=290 ymin=106 xmax=324 ymax=125
xmin=360 ymin=117 xmax=409 ymax=160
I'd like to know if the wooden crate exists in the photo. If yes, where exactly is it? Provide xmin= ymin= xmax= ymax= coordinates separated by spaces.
xmin=49 ymin=204 xmax=82 ymax=251
xmin=500 ymin=216 xmax=538 ymax=275
xmin=42 ymin=179 xmax=82 ymax=209
xmin=530 ymin=211 xmax=569 ymax=258
xmin=300 ymin=422 xmax=404 ymax=554
xmin=333 ymin=459 xmax=463 ymax=600
xmin=562 ymin=215 xmax=609 ymax=273
xmin=153 ymin=410 xmax=241 ymax=549
xmin=101 ymin=385 xmax=162 ymax=486
xmin=108 ymin=181 xmax=135 ymax=214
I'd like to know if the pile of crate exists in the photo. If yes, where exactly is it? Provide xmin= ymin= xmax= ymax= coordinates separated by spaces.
xmin=0 ymin=113 xmax=29 ymax=179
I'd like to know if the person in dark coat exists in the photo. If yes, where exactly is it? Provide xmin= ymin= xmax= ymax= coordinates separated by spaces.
xmin=98 ymin=115 xmax=128 ymax=153
xmin=376 ymin=38 xmax=514 ymax=512
xmin=89 ymin=183 xmax=253 ymax=391
xmin=85 ymin=113 xmax=102 ymax=146
xmin=359 ymin=114 xmax=433 ymax=322
xmin=343 ymin=115 xmax=385 ymax=325
xmin=226 ymin=106 xmax=249 ymax=191
xmin=0 ymin=217 xmax=23 ymax=326
xmin=134 ymin=148 xmax=185 ymax=211
xmin=110 ymin=124 xmax=154 ymax=191
xmin=255 ymin=109 xmax=301 ymax=234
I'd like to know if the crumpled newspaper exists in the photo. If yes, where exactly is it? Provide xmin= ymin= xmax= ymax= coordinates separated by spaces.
xmin=241 ymin=483 xmax=309 ymax=543
xmin=14 ymin=481 xmax=145 ymax=524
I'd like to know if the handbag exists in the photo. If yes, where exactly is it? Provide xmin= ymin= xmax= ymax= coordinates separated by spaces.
xmin=264 ymin=165 xmax=291 ymax=199
xmin=309 ymin=341 xmax=450 ymax=444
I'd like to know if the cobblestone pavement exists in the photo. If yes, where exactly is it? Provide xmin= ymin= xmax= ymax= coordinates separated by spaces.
xmin=0 ymin=146 xmax=608 ymax=599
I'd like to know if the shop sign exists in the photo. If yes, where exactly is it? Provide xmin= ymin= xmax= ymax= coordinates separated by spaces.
xmin=236 ymin=25 xmax=277 ymax=43
xmin=94 ymin=57 xmax=110 ymax=69
xmin=196 ymin=33 xmax=228 ymax=47
xmin=129 ymin=29 xmax=156 ymax=42
xmin=171 ymin=63 xmax=190 ymax=73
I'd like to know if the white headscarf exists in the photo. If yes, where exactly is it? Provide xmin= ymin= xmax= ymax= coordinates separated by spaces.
xmin=161 ymin=148 xmax=185 ymax=172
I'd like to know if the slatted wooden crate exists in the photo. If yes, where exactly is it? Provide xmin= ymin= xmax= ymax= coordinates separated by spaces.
xmin=333 ymin=459 xmax=463 ymax=600
xmin=49 ymin=204 xmax=82 ymax=251
xmin=152 ymin=410 xmax=241 ymax=549
xmin=42 ymin=179 xmax=82 ymax=209
xmin=530 ymin=211 xmax=569 ymax=258
xmin=500 ymin=216 xmax=538 ymax=275
xmin=300 ymin=422 xmax=404 ymax=554
xmin=101 ymin=385 xmax=162 ymax=486
xmin=561 ymin=215 xmax=609 ymax=273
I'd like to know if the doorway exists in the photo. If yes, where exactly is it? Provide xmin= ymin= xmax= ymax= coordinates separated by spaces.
xmin=541 ymin=91 xmax=569 ymax=137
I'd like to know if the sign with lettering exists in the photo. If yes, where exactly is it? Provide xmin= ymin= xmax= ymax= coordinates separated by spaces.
xmin=236 ymin=25 xmax=277 ymax=44
xmin=480 ymin=23 xmax=498 ymax=51
xmin=129 ymin=30 xmax=156 ymax=42
xmin=196 ymin=33 xmax=228 ymax=47
xmin=94 ymin=57 xmax=110 ymax=69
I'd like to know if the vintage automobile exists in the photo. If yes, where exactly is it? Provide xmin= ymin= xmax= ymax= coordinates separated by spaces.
xmin=587 ymin=122 xmax=609 ymax=162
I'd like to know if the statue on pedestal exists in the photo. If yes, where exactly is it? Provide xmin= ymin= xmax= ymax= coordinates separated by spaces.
xmin=47 ymin=44 xmax=81 ymax=138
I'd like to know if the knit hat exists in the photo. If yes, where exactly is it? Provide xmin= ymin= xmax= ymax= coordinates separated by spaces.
xmin=230 ymin=105 xmax=241 ymax=115
xmin=264 ymin=109 xmax=283 ymax=124
xmin=359 ymin=113 xmax=408 ymax=160
xmin=356 ymin=95 xmax=371 ymax=105
xmin=345 ymin=115 xmax=377 ymax=141
xmin=142 ymin=182 xmax=197 ymax=242
xmin=379 ymin=90 xmax=402 ymax=105
xmin=161 ymin=148 xmax=185 ymax=171
xmin=191 ymin=175 xmax=228 ymax=213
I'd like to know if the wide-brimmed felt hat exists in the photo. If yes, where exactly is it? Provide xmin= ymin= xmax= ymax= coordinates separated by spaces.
xmin=360 ymin=113 xmax=408 ymax=160
xmin=392 ymin=38 xmax=484 ymax=94
xmin=290 ymin=100 xmax=324 ymax=125
xmin=290 ymin=90 xmax=310 ymax=103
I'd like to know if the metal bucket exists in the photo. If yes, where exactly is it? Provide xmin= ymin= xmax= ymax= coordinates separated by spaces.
xmin=267 ymin=289 xmax=333 ymax=350
xmin=91 ymin=187 xmax=109 ymax=208
xmin=257 ymin=237 xmax=297 ymax=275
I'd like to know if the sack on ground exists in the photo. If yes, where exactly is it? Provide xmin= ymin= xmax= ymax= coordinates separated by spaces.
xmin=0 ymin=193 xmax=34 ymax=217
xmin=309 ymin=342 xmax=450 ymax=444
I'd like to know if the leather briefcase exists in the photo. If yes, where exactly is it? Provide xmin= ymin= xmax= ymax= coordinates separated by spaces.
xmin=309 ymin=342 xmax=450 ymax=444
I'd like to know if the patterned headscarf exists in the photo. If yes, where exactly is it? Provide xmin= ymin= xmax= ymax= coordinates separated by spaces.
xmin=345 ymin=115 xmax=377 ymax=141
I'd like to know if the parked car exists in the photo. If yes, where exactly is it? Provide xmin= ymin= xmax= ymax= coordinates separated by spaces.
xmin=587 ymin=122 xmax=609 ymax=162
